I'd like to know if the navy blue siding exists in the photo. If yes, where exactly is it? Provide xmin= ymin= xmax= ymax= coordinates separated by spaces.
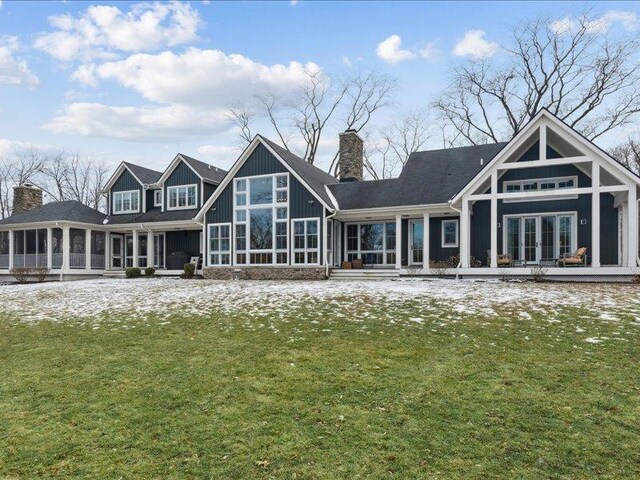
xmin=111 ymin=169 xmax=142 ymax=215
xmin=165 ymin=230 xmax=201 ymax=258
xmin=203 ymin=182 xmax=217 ymax=204
xmin=164 ymin=161 xmax=201 ymax=210
xmin=429 ymin=216 xmax=460 ymax=262
xmin=146 ymin=189 xmax=156 ymax=211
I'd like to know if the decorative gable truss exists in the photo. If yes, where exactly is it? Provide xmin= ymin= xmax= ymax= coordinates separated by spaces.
xmin=450 ymin=109 xmax=640 ymax=269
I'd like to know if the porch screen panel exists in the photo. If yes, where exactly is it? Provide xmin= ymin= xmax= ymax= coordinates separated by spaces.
xmin=540 ymin=216 xmax=555 ymax=261
xmin=524 ymin=218 xmax=537 ymax=262
xmin=0 ymin=232 xmax=8 ymax=254
xmin=52 ymin=228 xmax=63 ymax=268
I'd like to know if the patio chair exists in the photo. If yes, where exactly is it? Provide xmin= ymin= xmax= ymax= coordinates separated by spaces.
xmin=556 ymin=247 xmax=588 ymax=267
xmin=189 ymin=256 xmax=200 ymax=270
xmin=351 ymin=258 xmax=364 ymax=269
xmin=486 ymin=250 xmax=514 ymax=267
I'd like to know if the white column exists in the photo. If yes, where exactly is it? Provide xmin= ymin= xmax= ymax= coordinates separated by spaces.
xmin=8 ymin=229 xmax=14 ymax=270
xmin=105 ymin=231 xmax=111 ymax=270
xmin=395 ymin=214 xmax=402 ymax=269
xmin=628 ymin=186 xmax=638 ymax=267
xmin=85 ymin=228 xmax=92 ymax=270
xmin=147 ymin=230 xmax=154 ymax=269
xmin=460 ymin=199 xmax=470 ymax=268
xmin=423 ymin=212 xmax=430 ymax=271
xmin=591 ymin=164 xmax=601 ymax=267
xmin=46 ymin=228 xmax=53 ymax=270
xmin=62 ymin=226 xmax=70 ymax=272
xmin=132 ymin=230 xmax=139 ymax=268
xmin=490 ymin=171 xmax=498 ymax=268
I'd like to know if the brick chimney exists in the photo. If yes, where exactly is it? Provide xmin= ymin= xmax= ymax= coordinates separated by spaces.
xmin=338 ymin=129 xmax=363 ymax=182
xmin=12 ymin=184 xmax=43 ymax=215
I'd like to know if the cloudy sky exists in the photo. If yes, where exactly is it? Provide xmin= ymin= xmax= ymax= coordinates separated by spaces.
xmin=0 ymin=1 xmax=638 ymax=173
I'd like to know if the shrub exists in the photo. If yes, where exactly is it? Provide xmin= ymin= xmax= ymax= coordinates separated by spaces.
xmin=530 ymin=265 xmax=548 ymax=283
xmin=34 ymin=267 xmax=49 ymax=283
xmin=182 ymin=262 xmax=195 ymax=279
xmin=125 ymin=267 xmax=141 ymax=279
xmin=144 ymin=267 xmax=156 ymax=277
xmin=632 ymin=275 xmax=640 ymax=284
xmin=10 ymin=267 xmax=50 ymax=284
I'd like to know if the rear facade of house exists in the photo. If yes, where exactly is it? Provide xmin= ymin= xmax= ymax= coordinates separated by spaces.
xmin=1 ymin=109 xmax=639 ymax=281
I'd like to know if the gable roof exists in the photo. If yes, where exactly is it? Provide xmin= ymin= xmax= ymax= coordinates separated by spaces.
xmin=0 ymin=201 xmax=107 ymax=226
xmin=178 ymin=154 xmax=227 ymax=184
xmin=123 ymin=162 xmax=162 ymax=185
xmin=328 ymin=142 xmax=506 ymax=210
xmin=258 ymin=136 xmax=339 ymax=207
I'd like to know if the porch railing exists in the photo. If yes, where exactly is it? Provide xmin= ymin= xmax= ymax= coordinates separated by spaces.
xmin=12 ymin=254 xmax=48 ymax=268
xmin=0 ymin=254 xmax=8 ymax=269
xmin=69 ymin=253 xmax=86 ymax=269
xmin=91 ymin=254 xmax=105 ymax=270
xmin=52 ymin=253 xmax=63 ymax=269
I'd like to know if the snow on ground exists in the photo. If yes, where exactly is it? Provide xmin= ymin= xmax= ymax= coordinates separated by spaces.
xmin=0 ymin=278 xmax=640 ymax=343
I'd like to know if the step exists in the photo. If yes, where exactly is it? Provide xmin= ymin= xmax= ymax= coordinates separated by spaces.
xmin=330 ymin=269 xmax=400 ymax=280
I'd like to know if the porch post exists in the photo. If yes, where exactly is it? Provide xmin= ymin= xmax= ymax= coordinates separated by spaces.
xmin=132 ymin=229 xmax=139 ymax=268
xmin=591 ymin=164 xmax=601 ymax=267
xmin=46 ymin=227 xmax=53 ymax=270
xmin=460 ymin=198 xmax=470 ymax=268
xmin=105 ymin=231 xmax=111 ymax=270
xmin=395 ymin=214 xmax=402 ymax=269
xmin=490 ymin=171 xmax=498 ymax=268
xmin=62 ymin=226 xmax=70 ymax=272
xmin=8 ymin=229 xmax=14 ymax=270
xmin=147 ymin=230 xmax=154 ymax=269
xmin=628 ymin=186 xmax=638 ymax=267
xmin=85 ymin=228 xmax=92 ymax=270
xmin=423 ymin=212 xmax=430 ymax=271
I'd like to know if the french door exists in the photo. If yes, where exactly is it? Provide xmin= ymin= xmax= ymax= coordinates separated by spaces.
xmin=504 ymin=213 xmax=575 ymax=265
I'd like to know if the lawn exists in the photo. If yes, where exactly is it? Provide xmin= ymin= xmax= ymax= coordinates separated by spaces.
xmin=1 ymin=278 xmax=639 ymax=479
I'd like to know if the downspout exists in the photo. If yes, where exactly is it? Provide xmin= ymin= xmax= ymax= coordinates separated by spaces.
xmin=325 ymin=210 xmax=338 ymax=279
xmin=449 ymin=202 xmax=463 ymax=280
xmin=637 ymin=198 xmax=640 ymax=267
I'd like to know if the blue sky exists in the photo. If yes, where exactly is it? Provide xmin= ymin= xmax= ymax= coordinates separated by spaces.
xmin=0 ymin=0 xmax=638 ymax=173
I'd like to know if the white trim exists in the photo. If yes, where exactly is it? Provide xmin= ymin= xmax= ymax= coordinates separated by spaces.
xmin=112 ymin=190 xmax=140 ymax=214
xmin=154 ymin=190 xmax=162 ymax=207
xmin=441 ymin=219 xmax=459 ymax=248
xmin=207 ymin=223 xmax=232 ymax=266
xmin=343 ymin=220 xmax=398 ymax=267
xmin=502 ymin=175 xmax=579 ymax=203
xmin=592 ymin=164 xmax=601 ymax=267
xmin=469 ymin=184 xmax=628 ymax=201
xmin=103 ymin=162 xmax=147 ymax=192
xmin=291 ymin=217 xmax=321 ymax=265
xmin=496 ymin=156 xmax=590 ymax=170
xmin=166 ymin=184 xmax=198 ymax=210
xmin=155 ymin=154 xmax=205 ymax=186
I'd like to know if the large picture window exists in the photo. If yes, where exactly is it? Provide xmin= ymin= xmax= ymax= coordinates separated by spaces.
xmin=168 ymin=185 xmax=197 ymax=209
xmin=345 ymin=222 xmax=396 ymax=265
xmin=292 ymin=218 xmax=320 ymax=265
xmin=209 ymin=224 xmax=231 ymax=266
xmin=234 ymin=173 xmax=289 ymax=265
xmin=113 ymin=190 xmax=139 ymax=214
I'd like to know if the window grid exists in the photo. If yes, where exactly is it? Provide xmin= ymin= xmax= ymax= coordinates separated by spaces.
xmin=154 ymin=190 xmax=162 ymax=207
xmin=503 ymin=176 xmax=578 ymax=202
xmin=209 ymin=223 xmax=231 ymax=266
xmin=113 ymin=190 xmax=140 ymax=214
xmin=167 ymin=184 xmax=197 ymax=210
xmin=292 ymin=218 xmax=320 ymax=265
xmin=441 ymin=219 xmax=459 ymax=248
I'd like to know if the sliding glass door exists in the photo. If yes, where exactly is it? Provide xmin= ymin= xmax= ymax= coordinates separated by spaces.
xmin=409 ymin=221 xmax=423 ymax=265
xmin=503 ymin=213 xmax=575 ymax=265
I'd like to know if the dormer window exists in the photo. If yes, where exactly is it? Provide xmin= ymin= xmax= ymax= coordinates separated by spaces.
xmin=167 ymin=185 xmax=197 ymax=210
xmin=154 ymin=190 xmax=162 ymax=207
xmin=113 ymin=190 xmax=139 ymax=214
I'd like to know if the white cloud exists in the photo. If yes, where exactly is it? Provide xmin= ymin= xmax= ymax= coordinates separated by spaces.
xmin=196 ymin=144 xmax=240 ymax=169
xmin=0 ymin=36 xmax=40 ymax=87
xmin=72 ymin=48 xmax=319 ymax=108
xmin=376 ymin=35 xmax=416 ymax=64
xmin=453 ymin=30 xmax=498 ymax=60
xmin=419 ymin=42 xmax=439 ymax=60
xmin=0 ymin=1 xmax=3 ymax=11
xmin=44 ymin=103 xmax=229 ymax=141
xmin=290 ymin=0 xmax=299 ymax=5
xmin=551 ymin=11 xmax=638 ymax=35
xmin=34 ymin=1 xmax=201 ymax=61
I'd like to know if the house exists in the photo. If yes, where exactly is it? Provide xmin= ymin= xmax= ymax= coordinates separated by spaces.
xmin=0 ymin=109 xmax=638 ymax=281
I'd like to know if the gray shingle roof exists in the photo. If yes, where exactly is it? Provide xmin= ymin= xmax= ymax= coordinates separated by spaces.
xmin=328 ymin=142 xmax=507 ymax=210
xmin=259 ymin=136 xmax=339 ymax=208
xmin=0 ymin=200 xmax=107 ymax=225
xmin=105 ymin=208 xmax=197 ymax=224
xmin=179 ymin=154 xmax=227 ymax=184
xmin=123 ymin=162 xmax=162 ymax=185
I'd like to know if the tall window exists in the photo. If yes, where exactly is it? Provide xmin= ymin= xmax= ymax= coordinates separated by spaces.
xmin=167 ymin=185 xmax=197 ymax=209
xmin=346 ymin=222 xmax=396 ymax=265
xmin=209 ymin=224 xmax=231 ymax=266
xmin=113 ymin=190 xmax=139 ymax=214
xmin=292 ymin=218 xmax=319 ymax=264
xmin=442 ymin=219 xmax=459 ymax=248
xmin=234 ymin=174 xmax=289 ymax=265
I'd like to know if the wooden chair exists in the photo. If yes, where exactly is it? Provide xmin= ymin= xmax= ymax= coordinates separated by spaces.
xmin=486 ymin=250 xmax=514 ymax=267
xmin=557 ymin=247 xmax=587 ymax=267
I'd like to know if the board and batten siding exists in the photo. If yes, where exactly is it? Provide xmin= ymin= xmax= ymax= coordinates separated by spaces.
xmin=164 ymin=160 xmax=201 ymax=210
xmin=205 ymin=142 xmax=325 ymax=265
xmin=110 ymin=169 xmax=142 ymax=215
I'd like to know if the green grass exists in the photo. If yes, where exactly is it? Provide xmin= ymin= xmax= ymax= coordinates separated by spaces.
xmin=1 ymin=297 xmax=639 ymax=479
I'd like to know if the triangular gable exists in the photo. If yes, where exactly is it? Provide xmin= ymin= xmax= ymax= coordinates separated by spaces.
xmin=195 ymin=136 xmax=336 ymax=221
xmin=155 ymin=153 xmax=204 ymax=186
xmin=103 ymin=162 xmax=145 ymax=192
xmin=450 ymin=108 xmax=640 ymax=204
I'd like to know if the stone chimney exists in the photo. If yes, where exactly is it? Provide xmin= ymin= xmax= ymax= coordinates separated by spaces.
xmin=12 ymin=184 xmax=43 ymax=215
xmin=338 ymin=129 xmax=363 ymax=182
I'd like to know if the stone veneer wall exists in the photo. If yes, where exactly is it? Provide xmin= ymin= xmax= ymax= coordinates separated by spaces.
xmin=338 ymin=130 xmax=363 ymax=182
xmin=12 ymin=185 xmax=43 ymax=215
xmin=203 ymin=267 xmax=327 ymax=280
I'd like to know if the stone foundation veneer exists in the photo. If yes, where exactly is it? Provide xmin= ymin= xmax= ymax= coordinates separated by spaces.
xmin=203 ymin=266 xmax=328 ymax=280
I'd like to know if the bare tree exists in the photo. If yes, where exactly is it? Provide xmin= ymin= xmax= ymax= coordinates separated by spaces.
xmin=0 ymin=148 xmax=44 ymax=218
xmin=227 ymin=108 xmax=254 ymax=147
xmin=435 ymin=14 xmax=640 ymax=146
xmin=610 ymin=136 xmax=640 ymax=174
xmin=228 ymin=68 xmax=396 ymax=169
xmin=363 ymin=111 xmax=432 ymax=179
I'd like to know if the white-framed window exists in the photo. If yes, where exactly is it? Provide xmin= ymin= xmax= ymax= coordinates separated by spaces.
xmin=208 ymin=223 xmax=231 ymax=266
xmin=292 ymin=218 xmax=320 ymax=265
xmin=234 ymin=173 xmax=290 ymax=265
xmin=441 ymin=219 xmax=459 ymax=248
xmin=154 ymin=190 xmax=162 ymax=207
xmin=345 ymin=222 xmax=396 ymax=265
xmin=503 ymin=176 xmax=578 ymax=202
xmin=167 ymin=184 xmax=197 ymax=210
xmin=113 ymin=190 xmax=140 ymax=214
